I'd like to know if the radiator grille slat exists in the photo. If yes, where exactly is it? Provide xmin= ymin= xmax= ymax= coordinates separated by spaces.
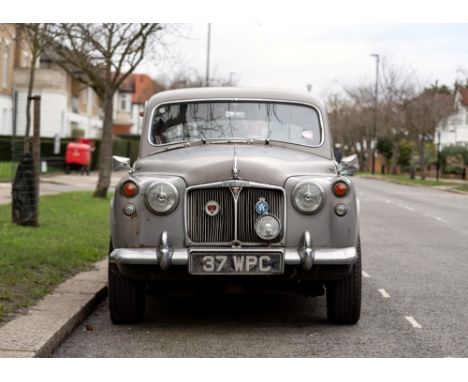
xmin=186 ymin=186 xmax=284 ymax=244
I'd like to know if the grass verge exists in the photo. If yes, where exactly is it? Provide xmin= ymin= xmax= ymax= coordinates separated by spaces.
xmin=0 ymin=162 xmax=17 ymax=182
xmin=0 ymin=192 xmax=110 ymax=324
xmin=357 ymin=172 xmax=468 ymax=193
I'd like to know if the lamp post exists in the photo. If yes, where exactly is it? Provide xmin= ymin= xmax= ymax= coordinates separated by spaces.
xmin=205 ymin=23 xmax=211 ymax=87
xmin=370 ymin=53 xmax=380 ymax=174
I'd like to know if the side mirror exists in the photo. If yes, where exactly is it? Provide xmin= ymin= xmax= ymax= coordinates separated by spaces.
xmin=112 ymin=156 xmax=132 ymax=173
xmin=338 ymin=154 xmax=359 ymax=175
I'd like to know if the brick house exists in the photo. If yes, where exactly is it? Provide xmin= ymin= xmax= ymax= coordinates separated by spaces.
xmin=114 ymin=73 xmax=164 ymax=136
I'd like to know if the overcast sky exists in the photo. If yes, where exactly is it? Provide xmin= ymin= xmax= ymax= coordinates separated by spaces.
xmin=140 ymin=23 xmax=468 ymax=98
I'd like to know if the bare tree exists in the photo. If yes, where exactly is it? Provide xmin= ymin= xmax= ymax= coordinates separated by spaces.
xmin=403 ymin=88 xmax=453 ymax=179
xmin=46 ymin=23 xmax=165 ymax=198
xmin=328 ymin=55 xmax=423 ymax=175
xmin=159 ymin=67 xmax=238 ymax=90
xmin=378 ymin=56 xmax=417 ymax=173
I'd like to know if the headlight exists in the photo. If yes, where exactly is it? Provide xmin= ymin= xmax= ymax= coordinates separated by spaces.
xmin=255 ymin=214 xmax=281 ymax=241
xmin=292 ymin=180 xmax=325 ymax=214
xmin=145 ymin=181 xmax=178 ymax=215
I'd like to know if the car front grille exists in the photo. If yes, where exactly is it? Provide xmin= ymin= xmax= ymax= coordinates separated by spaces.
xmin=186 ymin=184 xmax=284 ymax=245
xmin=186 ymin=187 xmax=234 ymax=243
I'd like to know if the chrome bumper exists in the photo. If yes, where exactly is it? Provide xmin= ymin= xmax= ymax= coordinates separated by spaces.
xmin=110 ymin=231 xmax=357 ymax=270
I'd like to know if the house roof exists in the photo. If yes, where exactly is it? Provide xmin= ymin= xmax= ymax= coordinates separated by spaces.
xmin=120 ymin=73 xmax=165 ymax=104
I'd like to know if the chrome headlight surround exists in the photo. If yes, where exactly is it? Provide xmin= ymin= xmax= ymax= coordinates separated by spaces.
xmin=292 ymin=180 xmax=325 ymax=215
xmin=144 ymin=181 xmax=179 ymax=215
xmin=255 ymin=214 xmax=281 ymax=241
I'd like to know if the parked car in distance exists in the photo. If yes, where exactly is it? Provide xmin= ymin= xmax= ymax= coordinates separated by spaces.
xmin=109 ymin=87 xmax=361 ymax=325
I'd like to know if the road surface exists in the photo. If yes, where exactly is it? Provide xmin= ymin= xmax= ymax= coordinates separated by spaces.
xmin=54 ymin=177 xmax=468 ymax=357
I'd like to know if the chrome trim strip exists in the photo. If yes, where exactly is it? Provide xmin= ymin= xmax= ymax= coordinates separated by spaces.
xmin=146 ymin=98 xmax=326 ymax=151
xmin=183 ymin=180 xmax=287 ymax=247
xmin=109 ymin=246 xmax=357 ymax=266
xmin=232 ymin=144 xmax=240 ymax=179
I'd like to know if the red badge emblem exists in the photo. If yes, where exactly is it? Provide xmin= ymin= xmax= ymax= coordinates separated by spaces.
xmin=205 ymin=200 xmax=220 ymax=216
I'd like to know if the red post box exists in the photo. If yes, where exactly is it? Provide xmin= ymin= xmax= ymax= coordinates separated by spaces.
xmin=65 ymin=140 xmax=92 ymax=175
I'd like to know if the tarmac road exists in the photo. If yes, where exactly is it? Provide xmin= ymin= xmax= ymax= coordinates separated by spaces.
xmin=54 ymin=177 xmax=468 ymax=357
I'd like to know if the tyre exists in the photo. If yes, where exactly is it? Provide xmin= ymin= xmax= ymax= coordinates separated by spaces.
xmin=326 ymin=238 xmax=362 ymax=325
xmin=108 ymin=245 xmax=146 ymax=324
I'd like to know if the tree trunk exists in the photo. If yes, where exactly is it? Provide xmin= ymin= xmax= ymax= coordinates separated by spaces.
xmin=419 ymin=137 xmax=426 ymax=180
xmin=392 ymin=139 xmax=400 ymax=175
xmin=93 ymin=91 xmax=114 ymax=198
xmin=31 ymin=96 xmax=41 ymax=226
xmin=23 ymin=53 xmax=37 ymax=154
xmin=366 ymin=146 xmax=373 ymax=173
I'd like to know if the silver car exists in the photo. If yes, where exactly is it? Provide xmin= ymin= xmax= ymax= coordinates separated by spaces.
xmin=109 ymin=87 xmax=361 ymax=324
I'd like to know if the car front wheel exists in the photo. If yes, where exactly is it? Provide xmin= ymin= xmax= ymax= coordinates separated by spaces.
xmin=108 ymin=248 xmax=146 ymax=324
xmin=326 ymin=238 xmax=362 ymax=325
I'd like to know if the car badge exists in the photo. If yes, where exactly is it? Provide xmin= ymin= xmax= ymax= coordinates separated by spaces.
xmin=255 ymin=198 xmax=269 ymax=215
xmin=205 ymin=200 xmax=220 ymax=217
xmin=230 ymin=186 xmax=242 ymax=200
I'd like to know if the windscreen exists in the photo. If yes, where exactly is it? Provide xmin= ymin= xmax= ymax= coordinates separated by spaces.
xmin=150 ymin=101 xmax=322 ymax=147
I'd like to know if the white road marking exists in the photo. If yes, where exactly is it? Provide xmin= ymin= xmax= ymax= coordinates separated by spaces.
xmin=405 ymin=316 xmax=422 ymax=329
xmin=378 ymin=288 xmax=390 ymax=298
xmin=397 ymin=203 xmax=416 ymax=212
xmin=362 ymin=270 xmax=370 ymax=278
xmin=434 ymin=216 xmax=449 ymax=224
xmin=385 ymin=200 xmax=392 ymax=204
xmin=423 ymin=213 xmax=449 ymax=225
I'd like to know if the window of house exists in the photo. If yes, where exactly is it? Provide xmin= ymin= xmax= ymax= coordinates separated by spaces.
xmin=120 ymin=94 xmax=128 ymax=112
xmin=2 ymin=42 xmax=10 ymax=89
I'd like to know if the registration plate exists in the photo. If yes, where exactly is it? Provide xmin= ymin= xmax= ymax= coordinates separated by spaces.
xmin=189 ymin=251 xmax=283 ymax=275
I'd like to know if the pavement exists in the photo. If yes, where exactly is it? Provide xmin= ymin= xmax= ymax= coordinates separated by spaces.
xmin=51 ymin=177 xmax=468 ymax=357
xmin=0 ymin=170 xmax=123 ymax=357
xmin=0 ymin=171 xmax=123 ymax=205
xmin=0 ymin=260 xmax=107 ymax=358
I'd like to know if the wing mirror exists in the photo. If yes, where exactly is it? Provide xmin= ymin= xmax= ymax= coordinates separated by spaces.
xmin=338 ymin=154 xmax=359 ymax=175
xmin=112 ymin=156 xmax=133 ymax=174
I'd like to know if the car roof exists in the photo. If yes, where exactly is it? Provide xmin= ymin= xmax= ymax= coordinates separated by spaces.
xmin=146 ymin=87 xmax=326 ymax=111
